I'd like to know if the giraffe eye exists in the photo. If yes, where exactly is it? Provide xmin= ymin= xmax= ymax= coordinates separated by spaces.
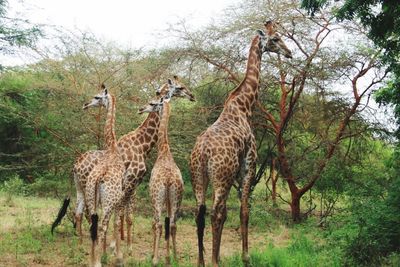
xmin=94 ymin=96 xmax=100 ymax=100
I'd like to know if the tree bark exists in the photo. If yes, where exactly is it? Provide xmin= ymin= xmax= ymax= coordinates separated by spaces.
xmin=270 ymin=158 xmax=278 ymax=207
xmin=290 ymin=190 xmax=301 ymax=222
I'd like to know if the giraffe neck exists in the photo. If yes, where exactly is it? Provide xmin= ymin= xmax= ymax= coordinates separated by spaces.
xmin=224 ymin=35 xmax=262 ymax=118
xmin=137 ymin=112 xmax=161 ymax=154
xmin=104 ymin=94 xmax=117 ymax=151
xmin=118 ymin=112 xmax=161 ymax=158
xmin=157 ymin=101 xmax=171 ymax=154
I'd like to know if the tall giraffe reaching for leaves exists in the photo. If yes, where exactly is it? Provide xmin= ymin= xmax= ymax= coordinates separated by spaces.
xmin=190 ymin=21 xmax=292 ymax=267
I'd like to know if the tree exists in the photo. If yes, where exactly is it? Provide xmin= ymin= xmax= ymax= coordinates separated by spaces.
xmin=301 ymin=0 xmax=400 ymax=137
xmin=0 ymin=0 xmax=42 ymax=59
xmin=168 ymin=0 xmax=388 ymax=221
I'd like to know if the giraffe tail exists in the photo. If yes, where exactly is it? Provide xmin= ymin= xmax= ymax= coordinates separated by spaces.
xmin=196 ymin=204 xmax=206 ymax=254
xmin=90 ymin=214 xmax=99 ymax=242
xmin=165 ymin=217 xmax=170 ymax=240
xmin=51 ymin=197 xmax=70 ymax=235
xmin=87 ymin=178 xmax=100 ymax=242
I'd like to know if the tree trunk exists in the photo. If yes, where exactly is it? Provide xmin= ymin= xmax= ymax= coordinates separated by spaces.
xmin=270 ymin=158 xmax=278 ymax=207
xmin=271 ymin=178 xmax=277 ymax=206
xmin=290 ymin=191 xmax=301 ymax=222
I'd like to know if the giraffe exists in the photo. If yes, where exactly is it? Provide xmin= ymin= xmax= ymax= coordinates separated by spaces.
xmin=140 ymin=94 xmax=184 ymax=266
xmin=82 ymin=87 xmax=125 ymax=267
xmin=52 ymin=76 xmax=195 ymax=250
xmin=190 ymin=21 xmax=292 ymax=267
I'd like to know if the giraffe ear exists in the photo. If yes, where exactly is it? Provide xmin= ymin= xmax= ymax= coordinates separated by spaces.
xmin=167 ymin=79 xmax=173 ymax=85
xmin=104 ymin=88 xmax=108 ymax=95
xmin=264 ymin=20 xmax=276 ymax=35
xmin=101 ymin=83 xmax=106 ymax=89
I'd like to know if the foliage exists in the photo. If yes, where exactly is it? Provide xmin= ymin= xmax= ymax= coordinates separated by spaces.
xmin=339 ymin=149 xmax=400 ymax=266
xmin=0 ymin=0 xmax=42 ymax=59
xmin=301 ymin=0 xmax=400 ymax=137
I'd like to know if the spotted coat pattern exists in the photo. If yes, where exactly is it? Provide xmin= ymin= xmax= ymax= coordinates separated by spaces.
xmin=147 ymin=100 xmax=184 ymax=266
xmin=190 ymin=21 xmax=292 ymax=267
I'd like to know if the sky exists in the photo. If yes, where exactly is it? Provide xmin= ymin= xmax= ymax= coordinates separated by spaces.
xmin=4 ymin=0 xmax=239 ymax=65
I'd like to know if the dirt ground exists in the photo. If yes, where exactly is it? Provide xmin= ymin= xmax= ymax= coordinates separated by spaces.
xmin=0 ymin=193 xmax=284 ymax=266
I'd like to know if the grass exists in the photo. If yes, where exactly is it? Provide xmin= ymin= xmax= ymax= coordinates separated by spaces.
xmin=0 ymin=180 xmax=345 ymax=266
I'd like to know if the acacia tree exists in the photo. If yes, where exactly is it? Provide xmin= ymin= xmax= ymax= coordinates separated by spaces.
xmin=168 ymin=0 xmax=388 ymax=221
xmin=0 ymin=30 xmax=200 ymax=183
xmin=262 ymin=15 xmax=388 ymax=221
xmin=301 ymin=0 xmax=400 ymax=137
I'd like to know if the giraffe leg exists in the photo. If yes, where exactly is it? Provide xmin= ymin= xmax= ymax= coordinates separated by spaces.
xmin=170 ymin=206 xmax=178 ymax=263
xmin=152 ymin=222 xmax=157 ymax=259
xmin=152 ymin=220 xmax=162 ymax=266
xmin=113 ymin=210 xmax=123 ymax=267
xmin=170 ymin=183 xmax=183 ymax=262
xmin=191 ymin=168 xmax=208 ymax=267
xmin=75 ymin=181 xmax=85 ymax=244
xmin=171 ymin=223 xmax=177 ymax=260
xmin=240 ymin=140 xmax=257 ymax=266
xmin=240 ymin=176 xmax=255 ymax=266
xmin=110 ymin=213 xmax=119 ymax=256
xmin=125 ymin=192 xmax=136 ymax=254
xmin=85 ymin=176 xmax=101 ymax=267
xmin=99 ymin=211 xmax=112 ymax=260
xmin=240 ymin=196 xmax=250 ymax=266
xmin=120 ymin=214 xmax=124 ymax=241
xmin=125 ymin=212 xmax=133 ymax=252
xmin=75 ymin=213 xmax=83 ymax=245
xmin=211 ymin=188 xmax=230 ymax=267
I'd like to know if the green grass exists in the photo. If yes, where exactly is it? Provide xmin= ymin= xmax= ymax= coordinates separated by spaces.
xmin=221 ymin=234 xmax=341 ymax=267
xmin=0 ymin=181 xmax=347 ymax=266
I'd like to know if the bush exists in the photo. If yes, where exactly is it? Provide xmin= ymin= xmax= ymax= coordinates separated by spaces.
xmin=343 ymin=178 xmax=400 ymax=266
xmin=27 ymin=175 xmax=70 ymax=198
xmin=1 ymin=173 xmax=70 ymax=198
xmin=1 ymin=174 xmax=30 ymax=196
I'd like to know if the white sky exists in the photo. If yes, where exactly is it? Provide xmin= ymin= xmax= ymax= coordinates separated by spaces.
xmin=4 ymin=0 xmax=239 ymax=65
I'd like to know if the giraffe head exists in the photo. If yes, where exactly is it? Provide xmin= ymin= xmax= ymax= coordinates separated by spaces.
xmin=138 ymin=97 xmax=165 ymax=114
xmin=156 ymin=76 xmax=195 ymax=102
xmin=258 ymin=21 xmax=292 ymax=58
xmin=83 ymin=84 xmax=110 ymax=110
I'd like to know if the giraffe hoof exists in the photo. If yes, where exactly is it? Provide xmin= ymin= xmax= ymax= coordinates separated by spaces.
xmin=165 ymin=256 xmax=171 ymax=266
xmin=242 ymin=253 xmax=250 ymax=266
xmin=109 ymin=240 xmax=116 ymax=255
xmin=115 ymin=257 xmax=124 ymax=267
xmin=152 ymin=258 xmax=159 ymax=266
xmin=127 ymin=246 xmax=133 ymax=256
